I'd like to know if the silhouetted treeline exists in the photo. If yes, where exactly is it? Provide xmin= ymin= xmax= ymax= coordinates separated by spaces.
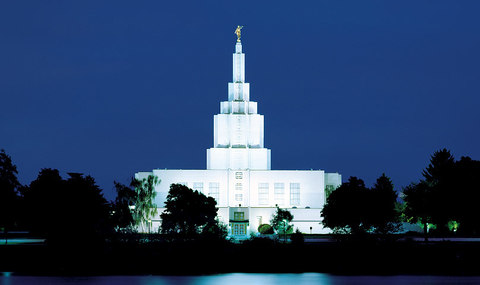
xmin=21 ymin=169 xmax=111 ymax=247
xmin=322 ymin=174 xmax=401 ymax=235
xmin=2 ymin=148 xmax=480 ymax=275
xmin=1 ymin=147 xmax=480 ymax=248
xmin=0 ymin=149 xmax=21 ymax=243
xmin=0 ymin=149 xmax=133 ymax=247
xmin=403 ymin=149 xmax=480 ymax=238
xmin=321 ymin=148 xmax=480 ymax=239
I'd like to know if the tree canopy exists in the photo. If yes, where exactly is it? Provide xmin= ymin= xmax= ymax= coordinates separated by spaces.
xmin=22 ymin=169 xmax=111 ymax=246
xmin=322 ymin=175 xmax=401 ymax=235
xmin=370 ymin=174 xmax=401 ymax=234
xmin=403 ymin=181 xmax=433 ymax=239
xmin=22 ymin=168 xmax=64 ymax=236
xmin=453 ymin=156 xmax=480 ymax=234
xmin=270 ymin=207 xmax=294 ymax=234
xmin=0 ymin=149 xmax=21 ymax=242
xmin=402 ymin=149 xmax=480 ymax=236
xmin=160 ymin=184 xmax=223 ymax=240
xmin=131 ymin=175 xmax=159 ymax=233
xmin=321 ymin=176 xmax=370 ymax=234
xmin=110 ymin=181 xmax=136 ymax=231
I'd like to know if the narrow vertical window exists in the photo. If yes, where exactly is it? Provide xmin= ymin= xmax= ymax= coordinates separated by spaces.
xmin=274 ymin=183 xmax=285 ymax=205
xmin=290 ymin=183 xmax=300 ymax=206
xmin=258 ymin=183 xmax=269 ymax=205
xmin=208 ymin=182 xmax=220 ymax=202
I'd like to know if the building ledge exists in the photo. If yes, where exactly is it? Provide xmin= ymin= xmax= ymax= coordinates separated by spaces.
xmin=229 ymin=220 xmax=249 ymax=223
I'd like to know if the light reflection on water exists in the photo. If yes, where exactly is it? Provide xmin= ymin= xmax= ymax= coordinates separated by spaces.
xmin=2 ymin=273 xmax=480 ymax=285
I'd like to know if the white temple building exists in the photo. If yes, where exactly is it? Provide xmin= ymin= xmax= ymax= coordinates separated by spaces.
xmin=136 ymin=30 xmax=341 ymax=237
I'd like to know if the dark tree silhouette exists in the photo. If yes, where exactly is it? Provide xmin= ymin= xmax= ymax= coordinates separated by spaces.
xmin=370 ymin=174 xmax=401 ymax=234
xmin=402 ymin=181 xmax=434 ymax=241
xmin=22 ymin=168 xmax=64 ymax=237
xmin=290 ymin=228 xmax=305 ymax=245
xmin=160 ymin=184 xmax=223 ymax=240
xmin=403 ymin=149 xmax=468 ymax=234
xmin=321 ymin=176 xmax=370 ymax=234
xmin=57 ymin=173 xmax=111 ymax=245
xmin=402 ymin=149 xmax=480 ymax=236
xmin=422 ymin=148 xmax=456 ymax=185
xmin=451 ymin=156 xmax=480 ymax=234
xmin=422 ymin=149 xmax=456 ymax=232
xmin=23 ymin=170 xmax=111 ymax=246
xmin=111 ymin=181 xmax=136 ymax=231
xmin=0 ymin=149 xmax=21 ymax=244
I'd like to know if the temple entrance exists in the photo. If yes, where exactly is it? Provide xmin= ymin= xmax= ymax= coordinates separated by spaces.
xmin=231 ymin=223 xmax=247 ymax=236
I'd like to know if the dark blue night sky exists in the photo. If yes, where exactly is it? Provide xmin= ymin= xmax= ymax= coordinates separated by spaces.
xmin=1 ymin=1 xmax=479 ymax=200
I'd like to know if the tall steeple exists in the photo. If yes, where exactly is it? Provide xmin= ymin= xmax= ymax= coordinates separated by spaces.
xmin=206 ymin=28 xmax=271 ymax=170
xmin=233 ymin=42 xmax=245 ymax=83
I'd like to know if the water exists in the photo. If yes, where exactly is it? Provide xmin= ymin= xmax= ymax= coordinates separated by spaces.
xmin=2 ymin=273 xmax=480 ymax=285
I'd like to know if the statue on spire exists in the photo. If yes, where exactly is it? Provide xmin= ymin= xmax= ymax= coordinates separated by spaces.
xmin=235 ymin=25 xmax=243 ymax=42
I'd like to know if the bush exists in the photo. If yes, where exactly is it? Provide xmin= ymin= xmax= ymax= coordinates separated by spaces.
xmin=258 ymin=224 xmax=274 ymax=234
xmin=290 ymin=229 xmax=304 ymax=245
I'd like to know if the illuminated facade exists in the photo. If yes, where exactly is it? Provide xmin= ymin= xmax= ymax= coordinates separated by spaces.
xmin=136 ymin=36 xmax=341 ymax=237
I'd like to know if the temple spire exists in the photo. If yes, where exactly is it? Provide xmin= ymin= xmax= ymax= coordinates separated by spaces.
xmin=233 ymin=34 xmax=245 ymax=83
xmin=207 ymin=28 xmax=270 ymax=170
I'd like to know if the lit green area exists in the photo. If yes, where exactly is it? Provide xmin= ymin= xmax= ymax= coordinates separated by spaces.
xmin=448 ymin=221 xmax=460 ymax=232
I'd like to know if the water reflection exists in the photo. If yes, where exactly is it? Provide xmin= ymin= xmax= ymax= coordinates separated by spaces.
xmin=3 ymin=273 xmax=480 ymax=285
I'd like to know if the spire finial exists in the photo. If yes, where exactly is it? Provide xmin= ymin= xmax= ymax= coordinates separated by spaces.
xmin=235 ymin=25 xmax=243 ymax=42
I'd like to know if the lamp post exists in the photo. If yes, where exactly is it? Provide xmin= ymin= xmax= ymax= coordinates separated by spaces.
xmin=283 ymin=219 xmax=287 ymax=243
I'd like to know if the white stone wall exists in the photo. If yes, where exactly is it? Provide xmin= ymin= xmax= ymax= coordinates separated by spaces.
xmin=212 ymin=114 xmax=265 ymax=148
xmin=248 ymin=207 xmax=329 ymax=234
xmin=135 ymin=169 xmax=339 ymax=234
xmin=249 ymin=170 xmax=325 ymax=208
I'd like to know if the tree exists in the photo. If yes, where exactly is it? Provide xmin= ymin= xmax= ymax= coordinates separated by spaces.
xmin=370 ymin=174 xmax=401 ymax=234
xmin=111 ymin=181 xmax=136 ymax=231
xmin=23 ymin=170 xmax=111 ymax=246
xmin=402 ymin=182 xmax=434 ymax=241
xmin=321 ymin=177 xmax=370 ymax=234
xmin=422 ymin=148 xmax=455 ymax=185
xmin=322 ymin=175 xmax=401 ymax=236
xmin=160 ymin=184 xmax=222 ymax=240
xmin=270 ymin=207 xmax=293 ymax=242
xmin=22 ymin=168 xmax=64 ymax=237
xmin=453 ymin=156 xmax=480 ymax=234
xmin=60 ymin=173 xmax=111 ymax=245
xmin=421 ymin=149 xmax=456 ymax=232
xmin=402 ymin=149 xmax=459 ymax=236
xmin=0 ymin=149 xmax=20 ymax=244
xmin=131 ymin=175 xmax=159 ymax=233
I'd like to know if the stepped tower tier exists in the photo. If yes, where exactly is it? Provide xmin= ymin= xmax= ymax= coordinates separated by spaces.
xmin=207 ymin=39 xmax=271 ymax=170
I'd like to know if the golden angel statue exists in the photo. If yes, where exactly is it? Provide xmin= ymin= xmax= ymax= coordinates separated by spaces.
xmin=235 ymin=25 xmax=243 ymax=42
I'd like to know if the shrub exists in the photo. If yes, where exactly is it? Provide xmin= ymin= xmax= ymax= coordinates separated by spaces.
xmin=258 ymin=224 xmax=274 ymax=234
